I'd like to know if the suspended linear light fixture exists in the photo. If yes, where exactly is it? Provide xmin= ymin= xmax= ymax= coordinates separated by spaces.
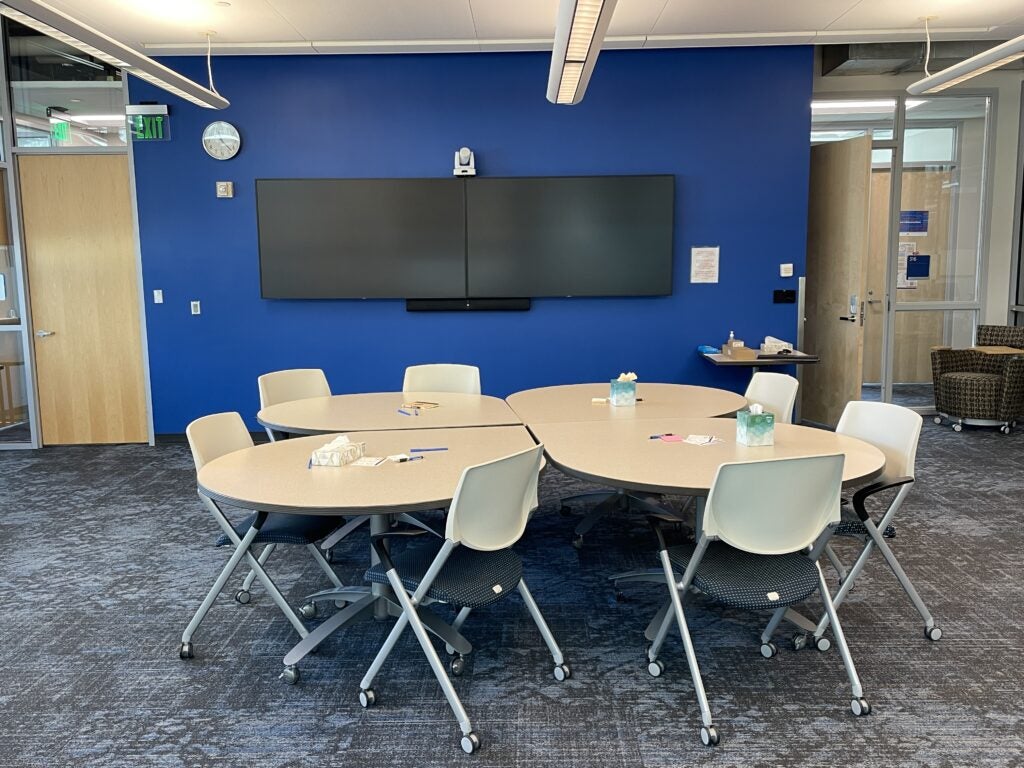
xmin=907 ymin=31 xmax=1024 ymax=95
xmin=546 ymin=0 xmax=620 ymax=105
xmin=0 ymin=0 xmax=229 ymax=109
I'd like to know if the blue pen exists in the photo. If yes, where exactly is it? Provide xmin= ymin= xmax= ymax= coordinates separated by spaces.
xmin=398 ymin=409 xmax=414 ymax=416
xmin=307 ymin=458 xmax=312 ymax=469
xmin=410 ymin=447 xmax=448 ymax=453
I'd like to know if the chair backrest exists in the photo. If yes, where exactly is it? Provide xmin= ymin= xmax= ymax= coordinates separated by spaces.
xmin=445 ymin=444 xmax=544 ymax=551
xmin=703 ymin=454 xmax=844 ymax=555
xmin=836 ymin=400 xmax=922 ymax=484
xmin=403 ymin=364 xmax=481 ymax=395
xmin=977 ymin=324 xmax=1024 ymax=348
xmin=258 ymin=369 xmax=330 ymax=409
xmin=186 ymin=412 xmax=254 ymax=472
xmin=744 ymin=372 xmax=799 ymax=424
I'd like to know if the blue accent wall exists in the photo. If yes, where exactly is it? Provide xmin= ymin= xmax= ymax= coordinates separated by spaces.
xmin=130 ymin=47 xmax=813 ymax=433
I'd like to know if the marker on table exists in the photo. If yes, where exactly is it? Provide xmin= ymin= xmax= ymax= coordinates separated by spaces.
xmin=649 ymin=433 xmax=675 ymax=439
xmin=409 ymin=447 xmax=448 ymax=453
xmin=307 ymin=458 xmax=312 ymax=469
xmin=395 ymin=455 xmax=424 ymax=463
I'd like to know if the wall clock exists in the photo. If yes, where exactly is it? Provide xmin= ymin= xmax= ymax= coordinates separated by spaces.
xmin=202 ymin=121 xmax=241 ymax=160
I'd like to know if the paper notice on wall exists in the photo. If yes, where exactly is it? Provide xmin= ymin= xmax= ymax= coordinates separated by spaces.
xmin=691 ymin=247 xmax=720 ymax=284
xmin=897 ymin=242 xmax=917 ymax=289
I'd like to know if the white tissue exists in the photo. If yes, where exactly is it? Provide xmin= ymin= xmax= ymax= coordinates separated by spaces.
xmin=616 ymin=372 xmax=638 ymax=382
xmin=310 ymin=437 xmax=366 ymax=467
xmin=749 ymin=404 xmax=764 ymax=415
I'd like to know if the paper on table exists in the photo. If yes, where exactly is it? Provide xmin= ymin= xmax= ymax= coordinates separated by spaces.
xmin=683 ymin=434 xmax=724 ymax=446
xmin=690 ymin=246 xmax=719 ymax=284
xmin=351 ymin=457 xmax=385 ymax=467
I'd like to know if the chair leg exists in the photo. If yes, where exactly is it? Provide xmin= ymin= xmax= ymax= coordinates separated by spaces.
xmin=306 ymin=543 xmax=344 ymax=589
xmin=517 ymin=579 xmax=565 ymax=667
xmin=760 ymin=605 xmax=789 ymax=645
xmin=644 ymin=600 xmax=672 ymax=644
xmin=239 ymin=543 xmax=276 ymax=595
xmin=359 ymin=611 xmax=412 ymax=691
xmin=319 ymin=515 xmax=370 ymax=551
xmin=377 ymin=568 xmax=475 ymax=737
xmin=824 ymin=544 xmax=848 ymax=582
xmin=866 ymin=522 xmax=939 ymax=633
xmin=815 ymin=563 xmax=865 ymax=705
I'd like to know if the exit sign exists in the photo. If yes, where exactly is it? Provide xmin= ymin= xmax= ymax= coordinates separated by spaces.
xmin=51 ymin=120 xmax=70 ymax=142
xmin=130 ymin=114 xmax=170 ymax=141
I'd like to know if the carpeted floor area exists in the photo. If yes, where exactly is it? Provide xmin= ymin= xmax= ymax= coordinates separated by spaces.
xmin=1 ymin=420 xmax=1022 ymax=767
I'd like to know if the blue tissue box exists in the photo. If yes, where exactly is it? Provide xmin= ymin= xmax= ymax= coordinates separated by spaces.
xmin=609 ymin=380 xmax=637 ymax=407
xmin=737 ymin=409 xmax=775 ymax=446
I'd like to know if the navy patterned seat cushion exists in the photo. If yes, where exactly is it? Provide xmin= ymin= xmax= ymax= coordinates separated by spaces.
xmin=667 ymin=541 xmax=819 ymax=611
xmin=216 ymin=512 xmax=340 ymax=547
xmin=365 ymin=539 xmax=522 ymax=609
xmin=941 ymin=372 xmax=1002 ymax=419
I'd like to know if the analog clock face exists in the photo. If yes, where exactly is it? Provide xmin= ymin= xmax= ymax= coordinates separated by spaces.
xmin=202 ymin=121 xmax=241 ymax=160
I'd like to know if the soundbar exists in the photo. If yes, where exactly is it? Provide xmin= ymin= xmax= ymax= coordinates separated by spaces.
xmin=406 ymin=298 xmax=532 ymax=312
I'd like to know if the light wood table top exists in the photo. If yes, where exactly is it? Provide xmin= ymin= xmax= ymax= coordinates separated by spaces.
xmin=506 ymin=383 xmax=748 ymax=425
xmin=530 ymin=417 xmax=885 ymax=496
xmin=701 ymin=350 xmax=819 ymax=367
xmin=973 ymin=345 xmax=1024 ymax=355
xmin=198 ymin=426 xmax=537 ymax=515
xmin=257 ymin=391 xmax=521 ymax=435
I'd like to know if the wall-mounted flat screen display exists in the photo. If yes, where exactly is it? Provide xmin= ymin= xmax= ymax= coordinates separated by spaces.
xmin=257 ymin=178 xmax=466 ymax=299
xmin=465 ymin=175 xmax=674 ymax=297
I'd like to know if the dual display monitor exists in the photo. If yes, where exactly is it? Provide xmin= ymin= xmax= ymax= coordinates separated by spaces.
xmin=257 ymin=175 xmax=674 ymax=300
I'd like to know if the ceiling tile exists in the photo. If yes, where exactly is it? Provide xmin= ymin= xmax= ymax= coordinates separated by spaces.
xmin=41 ymin=0 xmax=304 ymax=46
xmin=269 ymin=0 xmax=477 ymax=41
xmin=826 ymin=0 xmax=1024 ymax=32
xmin=470 ymin=0 xmax=557 ymax=39
xmin=651 ymin=0 xmax=861 ymax=35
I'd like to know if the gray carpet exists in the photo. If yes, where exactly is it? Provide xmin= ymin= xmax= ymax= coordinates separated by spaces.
xmin=1 ymin=421 xmax=1022 ymax=767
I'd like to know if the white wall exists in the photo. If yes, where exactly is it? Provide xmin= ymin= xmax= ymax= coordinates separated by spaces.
xmin=813 ymin=70 xmax=1022 ymax=325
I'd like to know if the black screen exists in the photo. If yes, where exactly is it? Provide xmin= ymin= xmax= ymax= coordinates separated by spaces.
xmin=465 ymin=175 xmax=674 ymax=297
xmin=257 ymin=178 xmax=466 ymax=299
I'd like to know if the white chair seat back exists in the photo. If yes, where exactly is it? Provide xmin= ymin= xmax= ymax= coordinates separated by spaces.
xmin=186 ymin=412 xmax=254 ymax=471
xmin=445 ymin=445 xmax=544 ymax=551
xmin=403 ymin=364 xmax=481 ymax=395
xmin=704 ymin=454 xmax=844 ymax=555
xmin=744 ymin=372 xmax=799 ymax=424
xmin=836 ymin=401 xmax=922 ymax=484
xmin=258 ymin=369 xmax=330 ymax=408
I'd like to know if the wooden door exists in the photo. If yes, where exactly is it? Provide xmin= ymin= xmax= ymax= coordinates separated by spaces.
xmin=801 ymin=136 xmax=872 ymax=428
xmin=21 ymin=154 xmax=147 ymax=444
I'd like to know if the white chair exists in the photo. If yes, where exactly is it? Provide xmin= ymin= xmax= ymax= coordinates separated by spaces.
xmin=402 ymin=363 xmax=481 ymax=395
xmin=357 ymin=444 xmax=569 ymax=754
xmin=179 ymin=412 xmax=345 ymax=659
xmin=800 ymin=401 xmax=940 ymax=647
xmin=744 ymin=371 xmax=799 ymax=424
xmin=636 ymin=455 xmax=870 ymax=747
xmin=258 ymin=368 xmax=330 ymax=440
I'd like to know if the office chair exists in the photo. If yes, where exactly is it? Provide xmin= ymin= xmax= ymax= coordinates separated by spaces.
xmin=744 ymin=371 xmax=799 ymax=424
xmin=402 ymin=363 xmax=481 ymax=394
xmin=257 ymin=368 xmax=370 ymax=574
xmin=629 ymin=455 xmax=870 ymax=746
xmin=357 ymin=444 xmax=569 ymax=754
xmin=783 ymin=401 xmax=941 ymax=651
xmin=180 ymin=412 xmax=347 ymax=659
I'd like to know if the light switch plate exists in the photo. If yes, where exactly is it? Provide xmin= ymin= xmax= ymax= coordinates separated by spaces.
xmin=779 ymin=263 xmax=794 ymax=278
xmin=215 ymin=181 xmax=234 ymax=198
xmin=153 ymin=289 xmax=163 ymax=304
xmin=190 ymin=300 xmax=201 ymax=315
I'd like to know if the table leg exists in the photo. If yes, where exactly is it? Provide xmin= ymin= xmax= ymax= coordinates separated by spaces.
xmin=371 ymin=514 xmax=393 ymax=620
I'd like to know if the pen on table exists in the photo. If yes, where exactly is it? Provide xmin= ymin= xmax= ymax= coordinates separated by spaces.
xmin=397 ymin=409 xmax=416 ymax=416
xmin=649 ymin=433 xmax=675 ymax=439
xmin=396 ymin=455 xmax=424 ymax=463
xmin=307 ymin=458 xmax=312 ymax=469
xmin=409 ymin=447 xmax=448 ymax=453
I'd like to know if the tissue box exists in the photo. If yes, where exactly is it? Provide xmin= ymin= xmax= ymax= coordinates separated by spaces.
xmin=609 ymin=379 xmax=637 ymax=407
xmin=737 ymin=409 xmax=775 ymax=446
xmin=311 ymin=438 xmax=367 ymax=467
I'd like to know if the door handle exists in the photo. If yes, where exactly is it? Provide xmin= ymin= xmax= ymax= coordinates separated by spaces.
xmin=866 ymin=299 xmax=883 ymax=304
xmin=838 ymin=316 xmax=856 ymax=322
xmin=35 ymin=329 xmax=55 ymax=337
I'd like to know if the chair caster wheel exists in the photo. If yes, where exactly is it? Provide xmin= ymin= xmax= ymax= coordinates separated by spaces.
xmin=358 ymin=688 xmax=376 ymax=708
xmin=553 ymin=663 xmax=571 ymax=681
xmin=933 ymin=416 xmax=942 ymax=425
xmin=851 ymin=697 xmax=871 ymax=716
xmin=700 ymin=725 xmax=720 ymax=746
xmin=179 ymin=642 xmax=194 ymax=660
xmin=460 ymin=732 xmax=481 ymax=754
xmin=760 ymin=641 xmax=777 ymax=659
xmin=334 ymin=600 xmax=348 ymax=609
xmin=1000 ymin=425 xmax=1012 ymax=435
xmin=280 ymin=665 xmax=299 ymax=685
xmin=234 ymin=589 xmax=251 ymax=605
xmin=792 ymin=633 xmax=808 ymax=651
xmin=925 ymin=625 xmax=942 ymax=641
xmin=953 ymin=423 xmax=963 ymax=432
xmin=299 ymin=602 xmax=318 ymax=619
xmin=647 ymin=659 xmax=665 ymax=677
xmin=559 ymin=505 xmax=574 ymax=517
xmin=450 ymin=655 xmax=466 ymax=677
xmin=572 ymin=534 xmax=584 ymax=549
xmin=814 ymin=636 xmax=831 ymax=652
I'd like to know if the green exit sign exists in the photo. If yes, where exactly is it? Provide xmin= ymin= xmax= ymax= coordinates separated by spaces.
xmin=130 ymin=114 xmax=170 ymax=141
xmin=51 ymin=120 xmax=70 ymax=142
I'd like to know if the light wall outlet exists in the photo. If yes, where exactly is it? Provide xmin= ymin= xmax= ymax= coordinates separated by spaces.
xmin=779 ymin=263 xmax=794 ymax=278
xmin=190 ymin=300 xmax=201 ymax=315
xmin=215 ymin=181 xmax=234 ymax=198
xmin=153 ymin=289 xmax=163 ymax=304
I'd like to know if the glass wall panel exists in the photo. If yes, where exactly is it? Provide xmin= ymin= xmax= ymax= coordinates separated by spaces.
xmin=5 ymin=19 xmax=125 ymax=148
xmin=0 ymin=331 xmax=29 ymax=442
xmin=810 ymin=98 xmax=895 ymax=145
xmin=0 ymin=169 xmax=18 ymax=324
xmin=890 ymin=309 xmax=977 ymax=408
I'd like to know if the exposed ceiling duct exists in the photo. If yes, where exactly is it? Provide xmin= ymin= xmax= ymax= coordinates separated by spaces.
xmin=821 ymin=41 xmax=1024 ymax=77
